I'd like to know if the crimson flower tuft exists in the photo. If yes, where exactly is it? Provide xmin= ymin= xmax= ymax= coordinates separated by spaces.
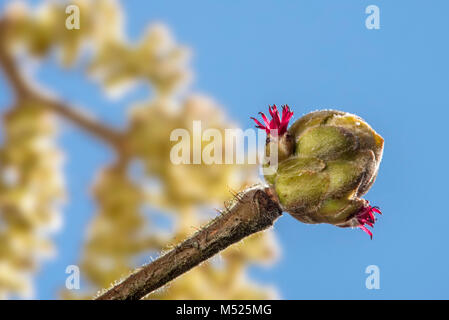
xmin=251 ymin=105 xmax=294 ymax=136
xmin=356 ymin=205 xmax=382 ymax=239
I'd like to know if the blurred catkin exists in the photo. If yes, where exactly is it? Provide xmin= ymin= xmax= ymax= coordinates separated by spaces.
xmin=0 ymin=102 xmax=64 ymax=299
xmin=0 ymin=0 xmax=278 ymax=299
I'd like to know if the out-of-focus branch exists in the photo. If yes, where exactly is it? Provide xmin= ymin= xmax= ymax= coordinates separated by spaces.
xmin=0 ymin=18 xmax=34 ymax=97
xmin=35 ymin=96 xmax=126 ymax=149
xmin=96 ymin=185 xmax=283 ymax=300
xmin=0 ymin=18 xmax=125 ymax=150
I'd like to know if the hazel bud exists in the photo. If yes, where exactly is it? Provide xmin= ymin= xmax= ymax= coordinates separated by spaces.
xmin=252 ymin=106 xmax=384 ymax=238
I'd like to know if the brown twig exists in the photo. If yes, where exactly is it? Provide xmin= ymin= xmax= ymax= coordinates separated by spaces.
xmin=96 ymin=185 xmax=283 ymax=300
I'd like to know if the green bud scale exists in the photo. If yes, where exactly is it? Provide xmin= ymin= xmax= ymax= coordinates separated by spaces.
xmin=252 ymin=106 xmax=384 ymax=238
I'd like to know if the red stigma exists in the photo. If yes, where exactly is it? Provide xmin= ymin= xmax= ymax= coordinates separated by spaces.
xmin=356 ymin=204 xmax=382 ymax=239
xmin=251 ymin=105 xmax=294 ymax=136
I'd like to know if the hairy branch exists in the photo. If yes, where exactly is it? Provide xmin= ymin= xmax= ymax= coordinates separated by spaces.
xmin=96 ymin=185 xmax=283 ymax=300
xmin=0 ymin=18 xmax=124 ymax=149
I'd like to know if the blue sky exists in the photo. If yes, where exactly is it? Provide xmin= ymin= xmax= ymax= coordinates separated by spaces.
xmin=1 ymin=0 xmax=449 ymax=299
